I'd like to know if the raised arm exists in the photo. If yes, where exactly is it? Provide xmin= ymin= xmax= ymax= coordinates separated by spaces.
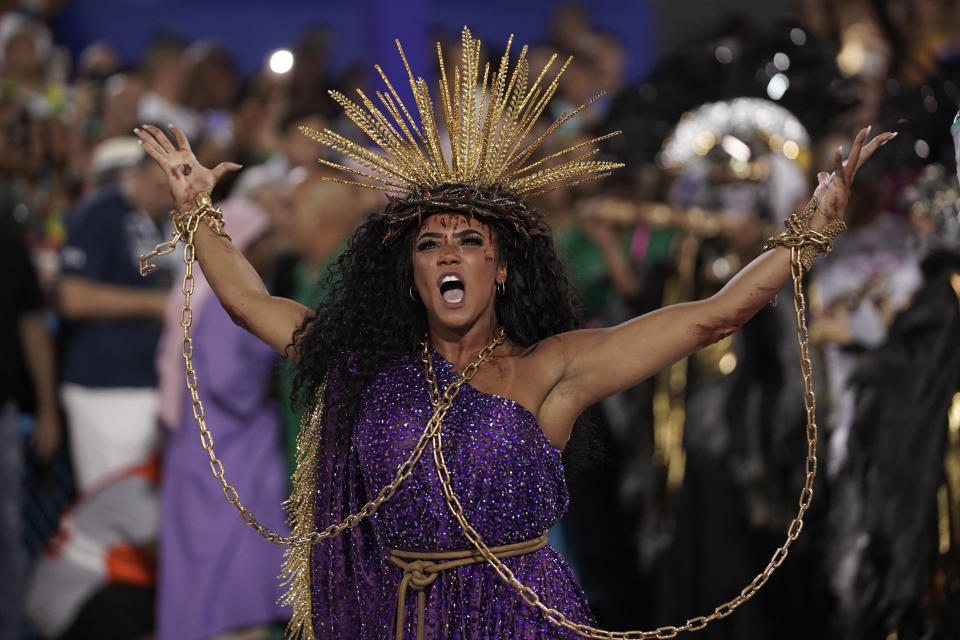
xmin=542 ymin=127 xmax=895 ymax=419
xmin=134 ymin=124 xmax=309 ymax=360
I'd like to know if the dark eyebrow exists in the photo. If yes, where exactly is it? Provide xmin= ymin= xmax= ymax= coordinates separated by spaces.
xmin=416 ymin=229 xmax=485 ymax=241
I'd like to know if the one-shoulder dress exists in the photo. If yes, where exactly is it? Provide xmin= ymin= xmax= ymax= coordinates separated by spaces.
xmin=307 ymin=349 xmax=596 ymax=639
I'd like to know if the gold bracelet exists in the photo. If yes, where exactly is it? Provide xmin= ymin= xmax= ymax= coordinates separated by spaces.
xmin=170 ymin=192 xmax=231 ymax=241
xmin=762 ymin=198 xmax=845 ymax=270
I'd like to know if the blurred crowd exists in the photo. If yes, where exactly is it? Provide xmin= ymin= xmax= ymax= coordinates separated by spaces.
xmin=2 ymin=1 xmax=960 ymax=639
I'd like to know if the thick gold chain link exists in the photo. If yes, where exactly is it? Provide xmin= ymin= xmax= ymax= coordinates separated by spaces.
xmin=421 ymin=245 xmax=819 ymax=638
xmin=139 ymin=214 xmax=506 ymax=546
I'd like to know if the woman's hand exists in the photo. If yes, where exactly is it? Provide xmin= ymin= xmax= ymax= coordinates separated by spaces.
xmin=133 ymin=124 xmax=241 ymax=212
xmin=812 ymin=126 xmax=897 ymax=225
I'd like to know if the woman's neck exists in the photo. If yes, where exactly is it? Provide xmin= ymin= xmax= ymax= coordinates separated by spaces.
xmin=428 ymin=317 xmax=504 ymax=371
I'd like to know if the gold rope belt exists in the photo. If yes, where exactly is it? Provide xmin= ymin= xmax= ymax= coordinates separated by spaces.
xmin=389 ymin=534 xmax=548 ymax=640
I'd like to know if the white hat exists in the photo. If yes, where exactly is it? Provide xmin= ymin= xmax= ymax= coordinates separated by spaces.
xmin=90 ymin=136 xmax=144 ymax=179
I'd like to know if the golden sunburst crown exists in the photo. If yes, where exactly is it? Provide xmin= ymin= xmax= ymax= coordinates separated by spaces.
xmin=300 ymin=26 xmax=623 ymax=198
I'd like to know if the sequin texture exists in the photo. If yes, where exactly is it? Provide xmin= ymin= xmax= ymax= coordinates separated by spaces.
xmin=308 ymin=349 xmax=595 ymax=639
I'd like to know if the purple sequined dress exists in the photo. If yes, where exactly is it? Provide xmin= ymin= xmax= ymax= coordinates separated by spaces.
xmin=309 ymin=349 xmax=595 ymax=638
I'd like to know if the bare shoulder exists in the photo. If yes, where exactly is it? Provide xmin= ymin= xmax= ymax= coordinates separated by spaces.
xmin=508 ymin=332 xmax=593 ymax=450
xmin=469 ymin=335 xmax=565 ymax=414
xmin=520 ymin=327 xmax=609 ymax=377
xmin=511 ymin=333 xmax=568 ymax=389
xmin=508 ymin=329 xmax=609 ymax=398
xmin=470 ymin=331 xmax=593 ymax=450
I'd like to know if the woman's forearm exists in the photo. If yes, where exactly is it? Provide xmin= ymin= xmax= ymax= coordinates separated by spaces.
xmin=191 ymin=222 xmax=269 ymax=322
xmin=700 ymin=208 xmax=829 ymax=345
xmin=189 ymin=218 xmax=310 ymax=358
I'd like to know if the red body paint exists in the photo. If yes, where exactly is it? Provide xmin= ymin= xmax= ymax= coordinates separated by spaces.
xmin=694 ymin=323 xmax=738 ymax=347
xmin=693 ymin=286 xmax=777 ymax=347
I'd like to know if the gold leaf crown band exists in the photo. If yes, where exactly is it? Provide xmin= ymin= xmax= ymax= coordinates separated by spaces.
xmin=380 ymin=183 xmax=548 ymax=244
xmin=300 ymin=26 xmax=624 ymax=199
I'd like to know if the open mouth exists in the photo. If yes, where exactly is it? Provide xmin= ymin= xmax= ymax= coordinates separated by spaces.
xmin=438 ymin=273 xmax=466 ymax=305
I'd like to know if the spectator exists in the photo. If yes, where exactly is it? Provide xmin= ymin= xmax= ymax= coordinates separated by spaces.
xmin=287 ymin=27 xmax=336 ymax=117
xmin=0 ymin=13 xmax=53 ymax=96
xmin=86 ymin=136 xmax=144 ymax=187
xmin=275 ymin=172 xmax=371 ymax=478
xmin=201 ymin=72 xmax=287 ymax=199
xmin=76 ymin=41 xmax=120 ymax=84
xmin=58 ymin=136 xmax=174 ymax=492
xmin=25 ymin=457 xmax=159 ymax=640
xmin=182 ymin=40 xmax=238 ymax=115
xmin=229 ymin=107 xmax=327 ymax=199
xmin=137 ymin=36 xmax=201 ymax=139
xmin=101 ymin=73 xmax=146 ymax=141
xmin=0 ymin=198 xmax=60 ymax=640
xmin=183 ymin=42 xmax=243 ymax=171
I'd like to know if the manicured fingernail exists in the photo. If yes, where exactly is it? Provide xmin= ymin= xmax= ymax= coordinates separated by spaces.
xmin=866 ymin=125 xmax=872 ymax=135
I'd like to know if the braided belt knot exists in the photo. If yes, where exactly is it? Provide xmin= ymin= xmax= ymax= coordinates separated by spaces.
xmin=400 ymin=560 xmax=442 ymax=590
xmin=389 ymin=535 xmax=548 ymax=640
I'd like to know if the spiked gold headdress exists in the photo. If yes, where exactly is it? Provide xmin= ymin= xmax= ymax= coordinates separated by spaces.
xmin=301 ymin=26 xmax=623 ymax=200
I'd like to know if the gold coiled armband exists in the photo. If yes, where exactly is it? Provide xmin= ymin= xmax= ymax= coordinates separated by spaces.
xmin=762 ymin=197 xmax=846 ymax=270
xmin=139 ymin=192 xmax=230 ymax=276
xmin=171 ymin=191 xmax=231 ymax=241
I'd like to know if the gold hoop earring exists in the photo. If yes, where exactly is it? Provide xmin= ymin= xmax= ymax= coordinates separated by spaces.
xmin=496 ymin=281 xmax=506 ymax=296
xmin=409 ymin=286 xmax=419 ymax=301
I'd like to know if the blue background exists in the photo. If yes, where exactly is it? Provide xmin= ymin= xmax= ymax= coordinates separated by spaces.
xmin=51 ymin=0 xmax=658 ymax=83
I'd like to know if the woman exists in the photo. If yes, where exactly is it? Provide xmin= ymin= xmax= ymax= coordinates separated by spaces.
xmin=133 ymin=29 xmax=893 ymax=640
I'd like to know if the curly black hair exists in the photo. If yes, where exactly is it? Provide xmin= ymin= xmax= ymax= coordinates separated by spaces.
xmin=290 ymin=183 xmax=582 ymax=429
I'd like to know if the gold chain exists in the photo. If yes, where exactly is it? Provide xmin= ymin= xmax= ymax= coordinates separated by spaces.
xmin=761 ymin=198 xmax=846 ymax=271
xmin=421 ymin=246 xmax=819 ymax=638
xmin=139 ymin=205 xmax=506 ymax=546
